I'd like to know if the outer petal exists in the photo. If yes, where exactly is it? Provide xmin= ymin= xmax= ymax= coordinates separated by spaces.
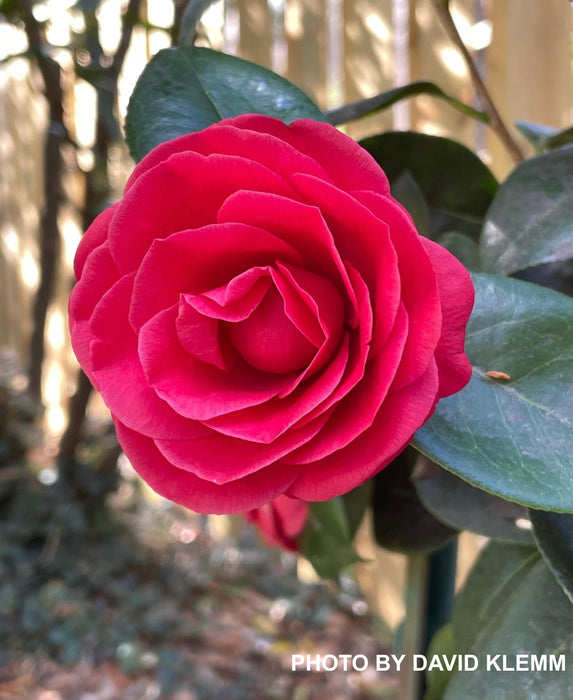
xmin=73 ymin=203 xmax=119 ymax=279
xmin=154 ymin=410 xmax=331 ymax=484
xmin=421 ymin=238 xmax=474 ymax=397
xmin=116 ymin=421 xmax=303 ymax=514
xmin=125 ymin=121 xmax=333 ymax=192
xmin=69 ymin=242 xmax=120 ymax=377
xmin=228 ymin=115 xmax=391 ymax=195
xmin=286 ymin=360 xmax=440 ymax=501
xmin=89 ymin=275 xmax=207 ymax=439
xmin=109 ymin=152 xmax=294 ymax=273
xmin=352 ymin=189 xmax=443 ymax=385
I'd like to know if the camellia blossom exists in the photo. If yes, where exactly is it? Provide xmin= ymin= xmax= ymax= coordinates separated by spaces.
xmin=69 ymin=115 xmax=474 ymax=514
xmin=246 ymin=495 xmax=308 ymax=552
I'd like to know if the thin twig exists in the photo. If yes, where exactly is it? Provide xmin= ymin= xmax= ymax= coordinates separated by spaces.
xmin=58 ymin=1 xmax=142 ymax=468
xmin=110 ymin=0 xmax=143 ymax=80
xmin=16 ymin=0 xmax=67 ymax=401
xmin=58 ymin=370 xmax=93 ymax=466
xmin=430 ymin=0 xmax=525 ymax=164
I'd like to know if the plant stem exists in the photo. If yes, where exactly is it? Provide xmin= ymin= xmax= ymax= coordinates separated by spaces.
xmin=430 ymin=0 xmax=525 ymax=164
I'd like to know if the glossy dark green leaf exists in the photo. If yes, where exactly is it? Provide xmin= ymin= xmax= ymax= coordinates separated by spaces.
xmin=326 ymin=81 xmax=488 ymax=126
xmin=360 ymin=132 xmax=498 ymax=240
xmin=423 ymin=623 xmax=457 ymax=700
xmin=125 ymin=47 xmax=325 ymax=162
xmin=414 ymin=459 xmax=533 ymax=544
xmin=413 ymin=274 xmax=573 ymax=512
xmin=298 ymin=498 xmax=363 ymax=580
xmin=445 ymin=551 xmax=573 ymax=700
xmin=372 ymin=448 xmax=457 ymax=554
xmin=435 ymin=232 xmax=482 ymax=271
xmin=452 ymin=542 xmax=540 ymax=655
xmin=342 ymin=481 xmax=372 ymax=537
xmin=530 ymin=509 xmax=573 ymax=602
xmin=391 ymin=171 xmax=430 ymax=236
xmin=481 ymin=145 xmax=573 ymax=275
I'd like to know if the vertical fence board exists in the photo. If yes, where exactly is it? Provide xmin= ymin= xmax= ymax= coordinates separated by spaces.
xmin=0 ymin=59 xmax=46 ymax=361
xmin=487 ymin=0 xmax=573 ymax=177
xmin=237 ymin=0 xmax=273 ymax=67
xmin=409 ymin=0 xmax=477 ymax=149
xmin=285 ymin=0 xmax=327 ymax=107
xmin=343 ymin=0 xmax=395 ymax=141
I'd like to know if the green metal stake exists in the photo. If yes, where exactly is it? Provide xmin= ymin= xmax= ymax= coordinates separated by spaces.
xmin=401 ymin=552 xmax=429 ymax=700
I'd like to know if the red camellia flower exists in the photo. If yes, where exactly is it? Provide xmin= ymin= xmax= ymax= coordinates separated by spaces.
xmin=69 ymin=115 xmax=474 ymax=514
xmin=246 ymin=495 xmax=308 ymax=552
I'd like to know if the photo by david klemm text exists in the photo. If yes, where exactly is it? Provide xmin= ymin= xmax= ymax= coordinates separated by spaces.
xmin=291 ymin=654 xmax=567 ymax=673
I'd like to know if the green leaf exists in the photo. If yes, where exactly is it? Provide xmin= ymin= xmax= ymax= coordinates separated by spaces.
xmin=530 ymin=509 xmax=573 ymax=603
xmin=326 ymin=81 xmax=488 ymax=126
xmin=125 ymin=47 xmax=326 ymax=162
xmin=391 ymin=171 xmax=430 ymax=236
xmin=445 ymin=551 xmax=573 ymax=700
xmin=413 ymin=274 xmax=573 ymax=512
xmin=414 ymin=459 xmax=534 ymax=544
xmin=360 ymin=132 xmax=498 ymax=240
xmin=298 ymin=498 xmax=363 ymax=580
xmin=372 ymin=448 xmax=457 ymax=554
xmin=452 ymin=542 xmax=540 ymax=656
xmin=435 ymin=232 xmax=482 ymax=272
xmin=423 ymin=624 xmax=457 ymax=700
xmin=481 ymin=145 xmax=573 ymax=275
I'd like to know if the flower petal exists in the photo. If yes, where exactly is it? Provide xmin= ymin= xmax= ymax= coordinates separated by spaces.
xmin=69 ymin=242 xmax=119 ymax=377
xmin=286 ymin=304 xmax=409 ymax=463
xmin=154 ymin=411 xmax=330 ymax=484
xmin=89 ymin=275 xmax=207 ymax=439
xmin=228 ymin=115 xmax=391 ymax=194
xmin=125 ymin=121 xmax=333 ymax=192
xmin=286 ymin=360 xmax=440 ymax=501
xmin=138 ymin=305 xmax=294 ymax=420
xmin=288 ymin=173 xmax=401 ymax=353
xmin=352 ymin=190 xmax=443 ymax=385
xmin=421 ymin=237 xmax=474 ymax=397
xmin=116 ymin=420 xmax=303 ymax=514
xmin=129 ymin=223 xmax=302 ymax=333
xmin=74 ymin=203 xmax=119 ymax=279
xmin=217 ymin=190 xmax=361 ymax=326
xmin=109 ymin=152 xmax=294 ymax=273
